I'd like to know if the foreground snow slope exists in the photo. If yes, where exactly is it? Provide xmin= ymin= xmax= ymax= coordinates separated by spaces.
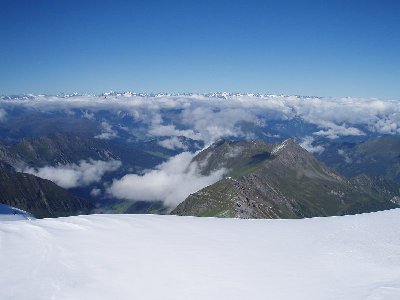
xmin=0 ymin=204 xmax=34 ymax=221
xmin=1 ymin=211 xmax=400 ymax=300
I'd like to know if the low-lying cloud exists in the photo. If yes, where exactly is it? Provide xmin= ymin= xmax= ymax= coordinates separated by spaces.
xmin=338 ymin=149 xmax=352 ymax=163
xmin=0 ymin=108 xmax=6 ymax=122
xmin=1 ymin=93 xmax=400 ymax=143
xmin=22 ymin=159 xmax=121 ymax=189
xmin=107 ymin=152 xmax=226 ymax=208
xmin=158 ymin=137 xmax=188 ymax=150
xmin=95 ymin=121 xmax=119 ymax=139
xmin=312 ymin=121 xmax=365 ymax=140
xmin=299 ymin=136 xmax=325 ymax=154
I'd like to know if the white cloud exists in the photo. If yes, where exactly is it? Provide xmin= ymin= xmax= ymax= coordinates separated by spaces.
xmin=1 ymin=93 xmax=400 ymax=142
xmin=158 ymin=137 xmax=188 ymax=150
xmin=95 ymin=121 xmax=118 ymax=140
xmin=299 ymin=136 xmax=325 ymax=154
xmin=107 ymin=152 xmax=226 ymax=208
xmin=82 ymin=110 xmax=95 ymax=120
xmin=312 ymin=122 xmax=365 ymax=139
xmin=22 ymin=159 xmax=121 ymax=189
xmin=179 ymin=106 xmax=260 ymax=143
xmin=0 ymin=108 xmax=6 ymax=122
xmin=90 ymin=188 xmax=102 ymax=197
xmin=338 ymin=149 xmax=352 ymax=163
xmin=149 ymin=124 xmax=201 ymax=140
xmin=372 ymin=117 xmax=400 ymax=135
xmin=148 ymin=113 xmax=202 ymax=140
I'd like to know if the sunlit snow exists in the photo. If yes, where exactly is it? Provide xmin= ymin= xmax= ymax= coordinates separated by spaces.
xmin=1 ymin=210 xmax=400 ymax=299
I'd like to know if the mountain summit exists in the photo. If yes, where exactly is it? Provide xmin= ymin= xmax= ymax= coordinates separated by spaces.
xmin=172 ymin=139 xmax=400 ymax=218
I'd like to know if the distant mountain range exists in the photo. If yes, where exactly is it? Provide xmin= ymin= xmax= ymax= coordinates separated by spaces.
xmin=172 ymin=139 xmax=400 ymax=218
xmin=0 ymin=92 xmax=320 ymax=100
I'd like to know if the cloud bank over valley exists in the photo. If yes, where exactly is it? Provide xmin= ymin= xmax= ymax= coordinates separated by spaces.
xmin=1 ymin=92 xmax=400 ymax=207
xmin=107 ymin=152 xmax=226 ymax=208
xmin=21 ymin=159 xmax=121 ymax=189
xmin=1 ymin=93 xmax=400 ymax=145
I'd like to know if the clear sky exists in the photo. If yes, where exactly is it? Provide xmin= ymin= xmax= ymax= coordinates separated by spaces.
xmin=1 ymin=0 xmax=399 ymax=98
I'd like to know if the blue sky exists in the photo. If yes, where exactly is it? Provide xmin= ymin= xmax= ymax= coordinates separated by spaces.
xmin=0 ymin=0 xmax=399 ymax=98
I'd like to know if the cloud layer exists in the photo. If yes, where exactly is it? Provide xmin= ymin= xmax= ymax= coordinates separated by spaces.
xmin=1 ymin=93 xmax=399 ymax=144
xmin=0 ymin=108 xmax=6 ymax=122
xmin=2 ymin=93 xmax=400 ymax=208
xmin=158 ymin=137 xmax=188 ymax=150
xmin=107 ymin=152 xmax=226 ymax=207
xmin=95 ymin=121 xmax=119 ymax=140
xmin=22 ymin=159 xmax=121 ymax=189
xmin=299 ymin=136 xmax=325 ymax=154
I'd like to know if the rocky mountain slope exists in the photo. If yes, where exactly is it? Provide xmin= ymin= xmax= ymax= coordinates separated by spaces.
xmin=0 ymin=162 xmax=92 ymax=218
xmin=0 ymin=133 xmax=198 ymax=216
xmin=0 ymin=133 xmax=164 ymax=169
xmin=172 ymin=139 xmax=400 ymax=218
xmin=317 ymin=136 xmax=400 ymax=182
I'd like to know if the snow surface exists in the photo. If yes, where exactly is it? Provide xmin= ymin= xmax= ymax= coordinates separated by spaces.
xmin=0 ymin=204 xmax=34 ymax=221
xmin=1 ymin=210 xmax=400 ymax=299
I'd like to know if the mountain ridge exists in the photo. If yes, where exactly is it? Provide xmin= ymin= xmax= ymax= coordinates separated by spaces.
xmin=172 ymin=139 xmax=400 ymax=218
xmin=0 ymin=162 xmax=93 ymax=218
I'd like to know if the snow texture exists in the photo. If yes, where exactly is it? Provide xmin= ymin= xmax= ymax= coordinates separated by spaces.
xmin=0 ymin=204 xmax=34 ymax=221
xmin=1 ymin=210 xmax=400 ymax=299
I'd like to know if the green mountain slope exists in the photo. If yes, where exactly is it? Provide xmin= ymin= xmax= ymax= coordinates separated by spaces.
xmin=172 ymin=139 xmax=400 ymax=219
